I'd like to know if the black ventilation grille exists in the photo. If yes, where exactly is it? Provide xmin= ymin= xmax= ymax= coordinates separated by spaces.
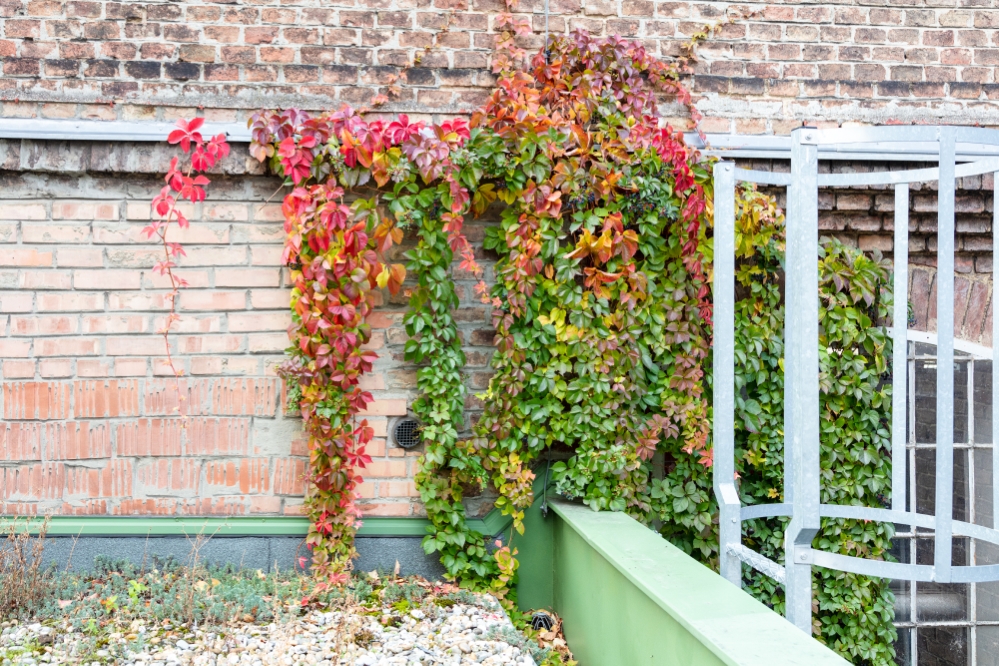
xmin=393 ymin=418 xmax=421 ymax=449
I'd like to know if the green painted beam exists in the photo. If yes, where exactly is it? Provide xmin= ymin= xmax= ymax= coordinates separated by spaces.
xmin=523 ymin=499 xmax=849 ymax=666
xmin=2 ymin=475 xmax=551 ymax=538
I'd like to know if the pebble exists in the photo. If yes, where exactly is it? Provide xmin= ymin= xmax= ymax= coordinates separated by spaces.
xmin=0 ymin=594 xmax=537 ymax=666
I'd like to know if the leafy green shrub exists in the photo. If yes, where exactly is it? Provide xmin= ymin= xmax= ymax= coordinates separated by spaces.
xmin=655 ymin=186 xmax=896 ymax=664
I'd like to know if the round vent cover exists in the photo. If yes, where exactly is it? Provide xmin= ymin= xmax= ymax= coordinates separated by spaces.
xmin=393 ymin=418 xmax=422 ymax=449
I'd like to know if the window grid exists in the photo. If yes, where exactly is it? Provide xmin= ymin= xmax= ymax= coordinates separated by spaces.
xmin=894 ymin=341 xmax=997 ymax=666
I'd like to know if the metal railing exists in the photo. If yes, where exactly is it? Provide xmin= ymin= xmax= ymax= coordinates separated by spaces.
xmin=713 ymin=126 xmax=999 ymax=634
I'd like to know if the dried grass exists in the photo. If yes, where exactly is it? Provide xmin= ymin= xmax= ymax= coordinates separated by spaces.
xmin=0 ymin=516 xmax=51 ymax=620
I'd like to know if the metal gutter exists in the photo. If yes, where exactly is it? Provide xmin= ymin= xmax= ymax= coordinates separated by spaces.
xmin=12 ymin=515 xmax=444 ymax=538
xmin=0 ymin=118 xmax=252 ymax=143
xmin=5 ymin=118 xmax=999 ymax=162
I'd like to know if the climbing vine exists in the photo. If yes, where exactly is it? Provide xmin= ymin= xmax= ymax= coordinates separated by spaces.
xmin=148 ymin=118 xmax=230 ymax=417
xmin=248 ymin=26 xmax=896 ymax=664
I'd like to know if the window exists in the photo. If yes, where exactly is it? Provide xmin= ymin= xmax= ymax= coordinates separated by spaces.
xmin=894 ymin=337 xmax=997 ymax=666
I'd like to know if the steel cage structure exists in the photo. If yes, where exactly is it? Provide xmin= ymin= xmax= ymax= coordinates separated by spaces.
xmin=712 ymin=126 xmax=999 ymax=634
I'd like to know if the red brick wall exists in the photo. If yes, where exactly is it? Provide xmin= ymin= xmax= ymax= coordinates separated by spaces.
xmin=0 ymin=158 xmax=503 ymax=517
xmin=1 ymin=0 xmax=998 ymax=129
xmin=3 ymin=0 xmax=999 ymax=517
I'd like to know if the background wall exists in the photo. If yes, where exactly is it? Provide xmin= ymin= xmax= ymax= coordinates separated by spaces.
xmin=1 ymin=0 xmax=998 ymax=129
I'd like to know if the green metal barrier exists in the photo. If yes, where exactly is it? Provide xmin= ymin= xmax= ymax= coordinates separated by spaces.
xmin=516 ymin=498 xmax=849 ymax=666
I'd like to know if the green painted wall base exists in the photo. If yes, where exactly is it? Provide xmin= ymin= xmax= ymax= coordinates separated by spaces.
xmin=517 ymin=499 xmax=848 ymax=666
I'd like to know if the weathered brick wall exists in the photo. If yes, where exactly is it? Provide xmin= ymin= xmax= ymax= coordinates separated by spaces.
xmin=3 ymin=150 xmax=994 ymax=517
xmin=755 ymin=161 xmax=996 ymax=346
xmin=3 ymin=0 xmax=999 ymax=517
xmin=0 ymin=148 xmax=499 ymax=517
xmin=1 ymin=0 xmax=998 ymax=128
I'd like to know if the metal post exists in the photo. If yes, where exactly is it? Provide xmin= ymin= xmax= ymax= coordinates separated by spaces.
xmin=935 ymin=128 xmax=956 ymax=583
xmin=893 ymin=184 xmax=910 ymax=515
xmin=713 ymin=162 xmax=741 ymax=587
xmin=993 ymin=170 xmax=999 ymax=530
xmin=784 ymin=128 xmax=822 ymax=633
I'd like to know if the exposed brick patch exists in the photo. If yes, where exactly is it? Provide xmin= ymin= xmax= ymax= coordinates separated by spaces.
xmin=46 ymin=421 xmax=111 ymax=460
xmin=116 ymin=418 xmax=184 ymax=457
xmin=3 ymin=381 xmax=71 ymax=420
xmin=1 ymin=422 xmax=43 ymax=461
xmin=211 ymin=378 xmax=279 ymax=416
xmin=185 ymin=417 xmax=251 ymax=456
xmin=272 ymin=457 xmax=306 ymax=496
xmin=74 ymin=379 xmax=141 ymax=418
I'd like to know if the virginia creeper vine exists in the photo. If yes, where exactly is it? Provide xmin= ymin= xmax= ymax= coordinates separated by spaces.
xmin=148 ymin=118 xmax=230 ymax=417
xmin=247 ymin=25 xmax=897 ymax=663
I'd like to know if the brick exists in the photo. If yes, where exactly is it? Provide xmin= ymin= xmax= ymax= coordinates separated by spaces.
xmin=3 ymin=381 xmax=71 ymax=419
xmin=47 ymin=421 xmax=110 ymax=460
xmin=180 ymin=290 xmax=247 ymax=311
xmin=74 ymin=379 xmax=140 ymax=417
xmin=204 ymin=459 xmax=269 ymax=494
xmin=117 ymin=418 xmax=184 ymax=456
xmin=186 ymin=417 xmax=251 ymax=455
xmin=1 ymin=463 xmax=65 ymax=500
xmin=23 ymin=224 xmax=89 ymax=243
xmin=1 ymin=423 xmax=43 ymax=461
xmin=0 ymin=292 xmax=33 ymax=313
xmin=10 ymin=315 xmax=77 ymax=336
xmin=0 ymin=339 xmax=32 ymax=359
xmin=272 ymin=457 xmax=306 ymax=495
xmin=36 ymin=337 xmax=100 ymax=357
xmin=358 ymin=399 xmax=408 ymax=417
xmin=74 ymin=269 xmax=141 ymax=290
xmin=215 ymin=268 xmax=282 ymax=287
xmin=359 ymin=502 xmax=411 ymax=516
xmin=0 ymin=248 xmax=53 ymax=267
xmin=38 ymin=291 xmax=102 ymax=312
xmin=0 ymin=203 xmax=46 ymax=220
xmin=179 ymin=45 xmax=217 ymax=63
xmin=228 ymin=311 xmax=290 ymax=332
xmin=3 ymin=361 xmax=37 ymax=379
xmin=211 ymin=378 xmax=279 ymax=416
xmin=56 ymin=248 xmax=103 ymax=267
xmin=65 ymin=460 xmax=132 ymax=499
xmin=83 ymin=21 xmax=118 ymax=39
xmin=38 ymin=358 xmax=73 ymax=379
xmin=136 ymin=458 xmax=201 ymax=495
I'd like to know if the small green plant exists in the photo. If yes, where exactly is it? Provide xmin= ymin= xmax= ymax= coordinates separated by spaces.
xmin=127 ymin=579 xmax=148 ymax=607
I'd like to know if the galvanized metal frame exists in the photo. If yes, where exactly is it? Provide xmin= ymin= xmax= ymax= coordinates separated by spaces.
xmin=713 ymin=126 xmax=999 ymax=635
xmin=8 ymin=118 xmax=999 ymax=162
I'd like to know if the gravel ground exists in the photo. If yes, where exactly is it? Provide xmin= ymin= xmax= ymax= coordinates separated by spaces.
xmin=0 ymin=594 xmax=539 ymax=666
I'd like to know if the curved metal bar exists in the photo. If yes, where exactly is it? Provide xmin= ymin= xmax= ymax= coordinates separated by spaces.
xmin=950 ymin=564 xmax=999 ymax=584
xmin=951 ymin=519 xmax=999 ymax=545
xmin=816 ymin=157 xmax=999 ymax=188
xmin=954 ymin=127 xmax=999 ymax=145
xmin=732 ymin=168 xmax=792 ymax=186
xmin=802 ymin=549 xmax=937 ymax=582
xmin=741 ymin=503 xmax=791 ymax=520
xmin=818 ymin=505 xmax=937 ymax=530
xmin=802 ymin=549 xmax=999 ymax=584
xmin=811 ymin=126 xmax=999 ymax=148
xmin=812 ymin=126 xmax=949 ymax=146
